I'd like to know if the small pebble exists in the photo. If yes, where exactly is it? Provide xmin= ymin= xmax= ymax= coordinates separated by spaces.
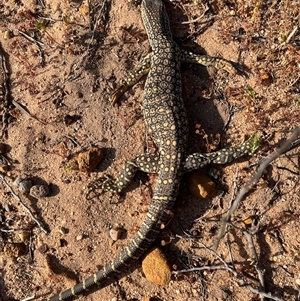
xmin=13 ymin=177 xmax=33 ymax=194
xmin=3 ymin=30 xmax=13 ymax=40
xmin=19 ymin=179 xmax=33 ymax=194
xmin=259 ymin=69 xmax=271 ymax=86
xmin=79 ymin=4 xmax=89 ymax=16
xmin=76 ymin=234 xmax=84 ymax=241
xmin=29 ymin=184 xmax=49 ymax=198
xmin=37 ymin=243 xmax=49 ymax=254
xmin=13 ymin=176 xmax=23 ymax=187
xmin=59 ymin=227 xmax=68 ymax=235
xmin=242 ymin=215 xmax=256 ymax=228
xmin=109 ymin=227 xmax=122 ymax=241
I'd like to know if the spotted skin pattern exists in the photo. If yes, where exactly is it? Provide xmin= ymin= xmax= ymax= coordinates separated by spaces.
xmin=43 ymin=1 xmax=255 ymax=300
xmin=111 ymin=49 xmax=236 ymax=105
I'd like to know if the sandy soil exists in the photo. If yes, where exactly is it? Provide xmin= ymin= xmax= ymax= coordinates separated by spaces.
xmin=0 ymin=0 xmax=299 ymax=301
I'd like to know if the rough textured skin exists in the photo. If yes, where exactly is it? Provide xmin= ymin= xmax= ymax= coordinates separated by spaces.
xmin=42 ymin=1 xmax=254 ymax=300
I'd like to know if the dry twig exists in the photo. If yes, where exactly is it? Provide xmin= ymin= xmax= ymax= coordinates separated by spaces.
xmin=12 ymin=99 xmax=47 ymax=125
xmin=243 ymin=225 xmax=266 ymax=301
xmin=0 ymin=43 xmax=11 ymax=138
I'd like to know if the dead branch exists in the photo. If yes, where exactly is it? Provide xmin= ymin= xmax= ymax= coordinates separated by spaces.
xmin=0 ymin=43 xmax=11 ymax=139
xmin=16 ymin=29 xmax=44 ymax=47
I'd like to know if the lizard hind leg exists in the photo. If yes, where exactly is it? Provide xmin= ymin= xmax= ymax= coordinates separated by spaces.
xmin=86 ymin=153 xmax=159 ymax=199
xmin=183 ymin=138 xmax=256 ymax=172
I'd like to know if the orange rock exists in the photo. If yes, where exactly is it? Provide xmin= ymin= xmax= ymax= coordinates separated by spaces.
xmin=187 ymin=170 xmax=217 ymax=199
xmin=142 ymin=247 xmax=171 ymax=286
xmin=258 ymin=69 xmax=271 ymax=86
xmin=76 ymin=147 xmax=104 ymax=172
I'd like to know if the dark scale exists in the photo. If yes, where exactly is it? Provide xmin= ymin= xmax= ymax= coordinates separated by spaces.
xmin=43 ymin=0 xmax=257 ymax=300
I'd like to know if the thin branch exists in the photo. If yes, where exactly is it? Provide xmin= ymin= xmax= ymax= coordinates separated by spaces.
xmin=275 ymin=165 xmax=299 ymax=175
xmin=0 ymin=228 xmax=16 ymax=233
xmin=0 ymin=174 xmax=49 ymax=234
xmin=12 ymin=99 xmax=47 ymax=125
xmin=173 ymin=264 xmax=232 ymax=273
xmin=37 ymin=0 xmax=45 ymax=9
xmin=0 ymin=43 xmax=11 ymax=138
xmin=20 ymin=296 xmax=35 ymax=301
xmin=16 ymin=29 xmax=44 ymax=47
xmin=181 ymin=4 xmax=209 ymax=24
xmin=244 ymin=228 xmax=266 ymax=301
xmin=280 ymin=25 xmax=298 ymax=46
xmin=225 ymin=232 xmax=235 ymax=271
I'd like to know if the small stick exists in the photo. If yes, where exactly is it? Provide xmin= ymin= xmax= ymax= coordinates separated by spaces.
xmin=29 ymin=230 xmax=34 ymax=263
xmin=16 ymin=29 xmax=44 ymax=47
xmin=181 ymin=4 xmax=209 ymax=25
xmin=12 ymin=99 xmax=47 ymax=125
xmin=20 ymin=296 xmax=35 ymax=301
xmin=37 ymin=0 xmax=45 ymax=9
xmin=0 ymin=228 xmax=16 ymax=233
xmin=173 ymin=264 xmax=231 ymax=273
xmin=281 ymin=26 xmax=298 ymax=45
xmin=244 ymin=227 xmax=266 ymax=301
xmin=64 ymin=135 xmax=80 ymax=147
xmin=225 ymin=232 xmax=235 ymax=271
xmin=0 ymin=43 xmax=11 ymax=138
xmin=0 ymin=174 xmax=49 ymax=234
